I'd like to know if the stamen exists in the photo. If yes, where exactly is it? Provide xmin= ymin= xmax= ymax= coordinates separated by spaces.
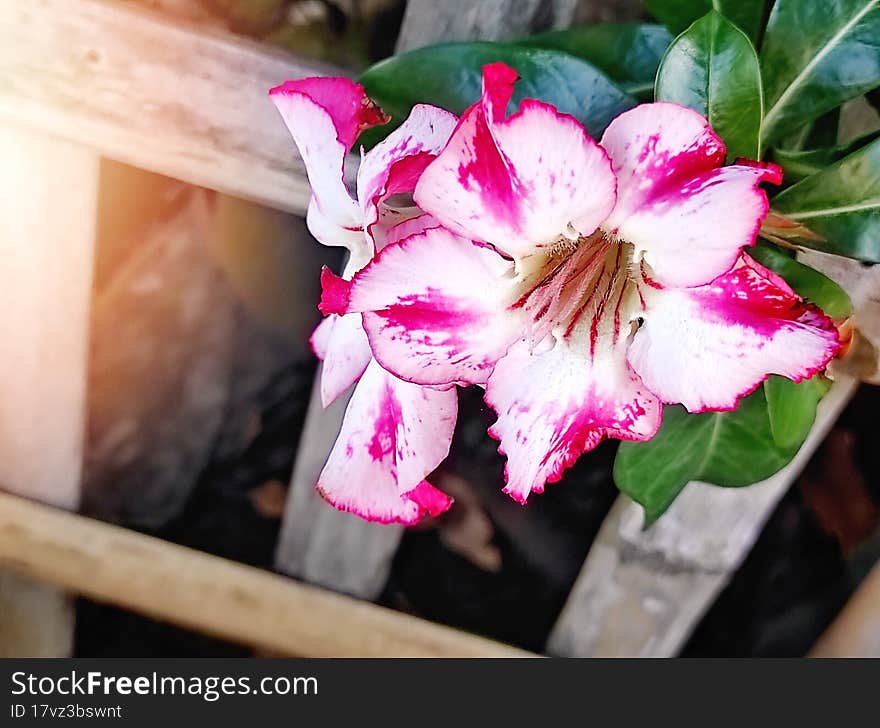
xmin=602 ymin=228 xmax=621 ymax=246
xmin=548 ymin=235 xmax=581 ymax=258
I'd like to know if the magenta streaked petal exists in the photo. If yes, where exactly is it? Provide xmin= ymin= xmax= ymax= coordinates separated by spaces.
xmin=312 ymin=313 xmax=372 ymax=407
xmin=414 ymin=63 xmax=616 ymax=261
xmin=600 ymin=102 xmax=781 ymax=288
xmin=628 ymin=254 xmax=840 ymax=413
xmin=347 ymin=227 xmax=522 ymax=386
xmin=382 ymin=213 xmax=442 ymax=248
xmin=486 ymin=330 xmax=661 ymax=504
xmin=271 ymin=77 xmax=388 ymax=150
xmin=316 ymin=360 xmax=457 ymax=524
xmin=356 ymin=104 xmax=457 ymax=249
xmin=407 ymin=481 xmax=454 ymax=518
xmin=310 ymin=314 xmax=334 ymax=360
xmin=319 ymin=266 xmax=352 ymax=316
xmin=270 ymin=77 xmax=387 ymax=247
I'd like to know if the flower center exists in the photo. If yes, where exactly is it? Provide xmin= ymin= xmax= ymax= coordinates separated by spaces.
xmin=515 ymin=231 xmax=642 ymax=348
xmin=547 ymin=235 xmax=581 ymax=259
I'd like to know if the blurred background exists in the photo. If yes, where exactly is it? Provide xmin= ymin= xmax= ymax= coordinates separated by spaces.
xmin=0 ymin=0 xmax=878 ymax=658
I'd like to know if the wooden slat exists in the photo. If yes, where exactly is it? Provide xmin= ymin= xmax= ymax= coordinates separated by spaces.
xmin=396 ymin=0 xmax=578 ymax=50
xmin=275 ymin=0 xmax=584 ymax=600
xmin=547 ymin=375 xmax=859 ymax=657
xmin=810 ymin=559 xmax=880 ymax=657
xmin=0 ymin=123 xmax=99 ymax=656
xmin=0 ymin=573 xmax=76 ymax=657
xmin=0 ymin=490 xmax=532 ymax=658
xmin=0 ymin=0 xmax=338 ymax=215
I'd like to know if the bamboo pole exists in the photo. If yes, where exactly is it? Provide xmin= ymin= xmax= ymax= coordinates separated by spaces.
xmin=809 ymin=558 xmax=880 ymax=657
xmin=0 ymin=0 xmax=336 ymax=216
xmin=548 ymin=375 xmax=859 ymax=656
xmin=0 ymin=490 xmax=531 ymax=658
xmin=0 ymin=124 xmax=99 ymax=657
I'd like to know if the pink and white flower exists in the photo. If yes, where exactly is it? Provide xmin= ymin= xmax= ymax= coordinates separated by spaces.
xmin=270 ymin=77 xmax=458 ymax=523
xmin=325 ymin=63 xmax=840 ymax=504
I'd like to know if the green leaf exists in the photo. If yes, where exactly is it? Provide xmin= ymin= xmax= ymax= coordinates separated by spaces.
xmin=771 ymin=147 xmax=830 ymax=183
xmin=772 ymin=131 xmax=880 ymax=183
xmin=780 ymin=108 xmax=841 ymax=152
xmin=748 ymin=242 xmax=853 ymax=318
xmin=655 ymin=11 xmax=762 ymax=160
xmin=770 ymin=136 xmax=880 ymax=262
xmin=760 ymin=0 xmax=880 ymax=146
xmin=359 ymin=42 xmax=634 ymax=147
xmin=764 ymin=374 xmax=831 ymax=451
xmin=613 ymin=389 xmax=796 ymax=525
xmin=522 ymin=23 xmax=672 ymax=98
xmin=645 ymin=0 xmax=766 ymax=42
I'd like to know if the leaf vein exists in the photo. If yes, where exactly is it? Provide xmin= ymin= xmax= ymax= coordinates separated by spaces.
xmin=762 ymin=0 xmax=879 ymax=136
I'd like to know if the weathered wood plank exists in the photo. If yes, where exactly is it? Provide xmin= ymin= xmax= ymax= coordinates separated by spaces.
xmin=810 ymin=559 xmax=880 ymax=657
xmin=275 ymin=0 xmax=584 ymax=600
xmin=0 ymin=0 xmax=338 ymax=216
xmin=0 ymin=574 xmax=75 ymax=658
xmin=0 ymin=123 xmax=99 ymax=656
xmin=547 ymin=375 xmax=859 ymax=657
xmin=0 ymin=125 xmax=97 ymax=510
xmin=397 ymin=0 xmax=579 ymax=50
xmin=0 ymin=490 xmax=532 ymax=657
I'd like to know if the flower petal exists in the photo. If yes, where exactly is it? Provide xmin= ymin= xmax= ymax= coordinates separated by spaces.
xmin=627 ymin=254 xmax=840 ymax=413
xmin=316 ymin=360 xmax=457 ymax=524
xmin=485 ymin=253 xmax=662 ymax=504
xmin=310 ymin=314 xmax=334 ymax=360
xmin=600 ymin=102 xmax=782 ymax=288
xmin=306 ymin=198 xmax=369 ymax=266
xmin=344 ymin=227 xmax=523 ymax=386
xmin=270 ymin=77 xmax=388 ymax=248
xmin=486 ymin=330 xmax=661 ymax=504
xmin=382 ymin=213 xmax=441 ymax=248
xmin=310 ymin=313 xmax=372 ymax=407
xmin=356 ymin=104 xmax=457 ymax=248
xmin=414 ymin=63 xmax=616 ymax=261
xmin=406 ymin=480 xmax=455 ymax=518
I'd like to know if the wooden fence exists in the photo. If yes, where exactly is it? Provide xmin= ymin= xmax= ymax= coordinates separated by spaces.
xmin=0 ymin=0 xmax=870 ymax=657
